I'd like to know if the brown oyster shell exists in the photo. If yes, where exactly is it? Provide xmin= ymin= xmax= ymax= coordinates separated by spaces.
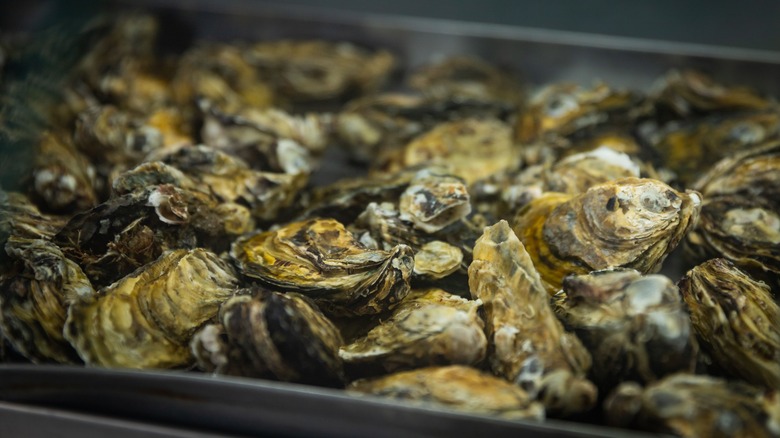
xmin=468 ymin=220 xmax=596 ymax=416
xmin=32 ymin=131 xmax=97 ymax=213
xmin=340 ymin=288 xmax=486 ymax=375
xmin=555 ymin=269 xmax=698 ymax=391
xmin=230 ymin=219 xmax=413 ymax=316
xmin=191 ymin=288 xmax=344 ymax=387
xmin=605 ymin=374 xmax=780 ymax=437
xmin=348 ymin=365 xmax=545 ymax=421
xmin=513 ymin=177 xmax=701 ymax=293
xmin=679 ymin=258 xmax=780 ymax=389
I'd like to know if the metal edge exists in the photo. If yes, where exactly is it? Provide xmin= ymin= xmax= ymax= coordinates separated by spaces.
xmin=0 ymin=365 xmax=662 ymax=438
xmin=117 ymin=0 xmax=780 ymax=65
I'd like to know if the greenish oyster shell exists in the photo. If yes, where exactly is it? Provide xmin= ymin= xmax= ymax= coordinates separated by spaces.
xmin=1 ymin=238 xmax=94 ymax=363
xmin=191 ymin=288 xmax=345 ymax=387
xmin=468 ymin=220 xmax=596 ymax=417
xmin=554 ymin=269 xmax=698 ymax=392
xmin=348 ymin=365 xmax=545 ymax=421
xmin=340 ymin=288 xmax=486 ymax=375
xmin=230 ymin=218 xmax=413 ymax=317
xmin=679 ymin=258 xmax=780 ymax=389
xmin=513 ymin=177 xmax=701 ymax=293
xmin=605 ymin=374 xmax=780 ymax=437
xmin=64 ymin=248 xmax=238 ymax=368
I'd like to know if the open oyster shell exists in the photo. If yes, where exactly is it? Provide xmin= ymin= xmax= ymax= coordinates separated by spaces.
xmin=64 ymin=248 xmax=238 ymax=368
xmin=679 ymin=258 xmax=780 ymax=389
xmin=468 ymin=220 xmax=596 ymax=416
xmin=191 ymin=288 xmax=345 ymax=387
xmin=513 ymin=177 xmax=701 ymax=293
xmin=340 ymin=288 xmax=486 ymax=375
xmin=0 ymin=238 xmax=94 ymax=363
xmin=231 ymin=219 xmax=413 ymax=316
xmin=604 ymin=374 xmax=780 ymax=437
xmin=554 ymin=269 xmax=698 ymax=391
xmin=348 ymin=365 xmax=545 ymax=421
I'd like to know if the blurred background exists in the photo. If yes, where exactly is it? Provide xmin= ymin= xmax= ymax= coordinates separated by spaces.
xmin=3 ymin=0 xmax=780 ymax=52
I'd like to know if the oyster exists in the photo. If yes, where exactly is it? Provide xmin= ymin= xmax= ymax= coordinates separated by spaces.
xmin=348 ymin=365 xmax=545 ymax=421
xmin=513 ymin=177 xmax=701 ymax=293
xmin=32 ymin=131 xmax=97 ymax=212
xmin=408 ymin=56 xmax=524 ymax=105
xmin=647 ymin=112 xmax=780 ymax=185
xmin=231 ymin=219 xmax=413 ymax=316
xmin=412 ymin=241 xmax=463 ymax=280
xmin=0 ymin=191 xmax=67 ymax=249
xmin=244 ymin=40 xmax=395 ymax=101
xmin=604 ymin=374 xmax=780 ymax=437
xmin=468 ymin=220 xmax=596 ymax=416
xmin=651 ymin=69 xmax=772 ymax=118
xmin=398 ymin=168 xmax=471 ymax=233
xmin=686 ymin=141 xmax=780 ymax=277
xmin=191 ymin=288 xmax=344 ymax=387
xmin=554 ymin=269 xmax=698 ymax=391
xmin=340 ymin=288 xmax=486 ymax=375
xmin=679 ymin=258 xmax=780 ymax=389
xmin=54 ymin=184 xmax=252 ymax=287
xmin=0 ymin=238 xmax=93 ymax=363
xmin=65 ymin=248 xmax=238 ymax=368
xmin=515 ymin=82 xmax=646 ymax=143
xmin=382 ymin=118 xmax=521 ymax=185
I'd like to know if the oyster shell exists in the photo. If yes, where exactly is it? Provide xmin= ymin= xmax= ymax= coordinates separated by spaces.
xmin=679 ymin=258 xmax=780 ymax=389
xmin=191 ymin=288 xmax=344 ymax=387
xmin=340 ymin=288 xmax=486 ymax=375
xmin=513 ymin=177 xmax=701 ymax=293
xmin=348 ymin=365 xmax=545 ymax=420
xmin=515 ymin=82 xmax=646 ymax=143
xmin=32 ymin=131 xmax=97 ymax=212
xmin=0 ymin=191 xmax=67 ymax=250
xmin=0 ymin=238 xmax=94 ymax=363
xmin=408 ymin=56 xmax=524 ymax=105
xmin=468 ymin=220 xmax=596 ymax=416
xmin=554 ymin=269 xmax=698 ymax=391
xmin=231 ymin=219 xmax=413 ymax=316
xmin=54 ymin=184 xmax=251 ymax=287
xmin=244 ymin=40 xmax=395 ymax=101
xmin=383 ymin=118 xmax=521 ymax=185
xmin=65 ymin=248 xmax=238 ymax=368
xmin=398 ymin=168 xmax=471 ymax=233
xmin=604 ymin=374 xmax=780 ymax=437
xmin=686 ymin=141 xmax=780 ymax=277
xmin=412 ymin=241 xmax=463 ymax=280
xmin=651 ymin=69 xmax=772 ymax=118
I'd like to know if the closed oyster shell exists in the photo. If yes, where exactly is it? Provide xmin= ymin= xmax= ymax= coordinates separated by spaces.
xmin=340 ymin=288 xmax=486 ymax=375
xmin=231 ymin=219 xmax=413 ymax=316
xmin=679 ymin=258 xmax=780 ymax=389
xmin=604 ymin=374 xmax=780 ymax=437
xmin=384 ymin=118 xmax=521 ymax=185
xmin=0 ymin=238 xmax=94 ymax=363
xmin=0 ymin=192 xmax=67 ymax=251
xmin=64 ymin=248 xmax=238 ymax=368
xmin=515 ymin=82 xmax=646 ymax=143
xmin=398 ymin=168 xmax=471 ymax=233
xmin=348 ymin=365 xmax=545 ymax=421
xmin=408 ymin=56 xmax=524 ymax=105
xmin=555 ymin=269 xmax=698 ymax=391
xmin=191 ymin=288 xmax=344 ymax=387
xmin=244 ymin=40 xmax=395 ymax=101
xmin=32 ymin=131 xmax=97 ymax=213
xmin=513 ymin=177 xmax=701 ymax=293
xmin=686 ymin=141 xmax=780 ymax=277
xmin=651 ymin=69 xmax=772 ymax=118
xmin=469 ymin=220 xmax=596 ymax=416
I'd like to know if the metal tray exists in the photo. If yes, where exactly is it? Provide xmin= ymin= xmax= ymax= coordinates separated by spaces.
xmin=3 ymin=1 xmax=780 ymax=436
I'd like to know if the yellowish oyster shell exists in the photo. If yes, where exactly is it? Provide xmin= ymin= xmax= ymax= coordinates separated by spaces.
xmin=348 ymin=365 xmax=545 ymax=421
xmin=64 ymin=248 xmax=238 ymax=368
xmin=468 ymin=220 xmax=596 ymax=416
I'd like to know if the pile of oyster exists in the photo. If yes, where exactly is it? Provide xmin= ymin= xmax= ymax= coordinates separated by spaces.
xmin=2 ymin=14 xmax=780 ymax=437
